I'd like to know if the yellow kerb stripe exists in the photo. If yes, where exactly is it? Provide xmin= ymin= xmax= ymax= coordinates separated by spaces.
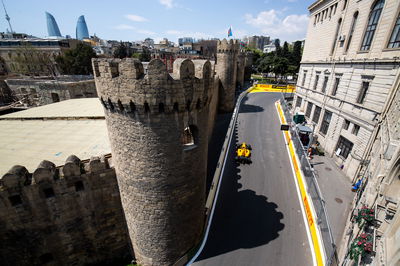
xmin=275 ymin=101 xmax=324 ymax=266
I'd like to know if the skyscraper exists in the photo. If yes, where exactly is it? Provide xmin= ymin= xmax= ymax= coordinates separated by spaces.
xmin=45 ymin=12 xmax=62 ymax=37
xmin=76 ymin=15 xmax=89 ymax=40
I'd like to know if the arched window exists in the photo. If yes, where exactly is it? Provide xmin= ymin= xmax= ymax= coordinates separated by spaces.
xmin=361 ymin=0 xmax=385 ymax=51
xmin=345 ymin=12 xmax=359 ymax=52
xmin=331 ymin=18 xmax=342 ymax=55
xmin=388 ymin=12 xmax=400 ymax=48
xmin=182 ymin=125 xmax=198 ymax=148
xmin=158 ymin=102 xmax=165 ymax=113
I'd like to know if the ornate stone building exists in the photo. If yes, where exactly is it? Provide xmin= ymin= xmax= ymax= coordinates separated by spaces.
xmin=295 ymin=0 xmax=400 ymax=264
xmin=294 ymin=0 xmax=400 ymax=179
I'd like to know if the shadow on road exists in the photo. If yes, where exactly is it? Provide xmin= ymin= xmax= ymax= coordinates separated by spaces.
xmin=239 ymin=95 xmax=264 ymax=113
xmin=197 ymin=122 xmax=284 ymax=261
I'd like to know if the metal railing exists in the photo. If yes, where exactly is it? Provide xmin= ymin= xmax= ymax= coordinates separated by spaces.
xmin=280 ymin=96 xmax=338 ymax=266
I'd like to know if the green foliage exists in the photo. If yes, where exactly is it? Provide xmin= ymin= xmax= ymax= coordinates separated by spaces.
xmin=55 ymin=42 xmax=97 ymax=75
xmin=132 ymin=47 xmax=151 ymax=62
xmin=114 ymin=41 xmax=128 ymax=59
xmin=252 ymin=39 xmax=303 ymax=82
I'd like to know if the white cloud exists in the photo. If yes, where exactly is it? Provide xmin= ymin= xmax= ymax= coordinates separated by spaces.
xmin=125 ymin=14 xmax=148 ymax=22
xmin=165 ymin=30 xmax=183 ymax=35
xmin=159 ymin=0 xmax=174 ymax=9
xmin=114 ymin=24 xmax=136 ymax=30
xmin=245 ymin=10 xmax=309 ymax=41
xmin=137 ymin=29 xmax=156 ymax=35
xmin=164 ymin=30 xmax=214 ymax=40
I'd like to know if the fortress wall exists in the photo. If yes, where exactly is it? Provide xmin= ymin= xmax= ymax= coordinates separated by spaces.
xmin=0 ymin=155 xmax=130 ymax=266
xmin=93 ymin=58 xmax=214 ymax=265
xmin=215 ymin=39 xmax=239 ymax=112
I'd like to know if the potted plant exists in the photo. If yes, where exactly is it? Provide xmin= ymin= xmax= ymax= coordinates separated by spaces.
xmin=349 ymin=233 xmax=373 ymax=262
xmin=352 ymin=205 xmax=375 ymax=228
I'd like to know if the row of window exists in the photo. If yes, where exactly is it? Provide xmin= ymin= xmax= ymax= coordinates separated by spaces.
xmin=301 ymin=72 xmax=371 ymax=104
xmin=343 ymin=119 xmax=360 ymax=136
xmin=314 ymin=2 xmax=339 ymax=25
xmin=297 ymin=96 xmax=355 ymax=159
xmin=330 ymin=0 xmax=399 ymax=54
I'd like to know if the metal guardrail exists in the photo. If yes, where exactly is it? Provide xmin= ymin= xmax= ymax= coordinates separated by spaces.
xmin=280 ymin=96 xmax=338 ymax=266
xmin=182 ymin=88 xmax=250 ymax=265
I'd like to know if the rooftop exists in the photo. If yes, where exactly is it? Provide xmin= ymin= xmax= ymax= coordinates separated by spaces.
xmin=0 ymin=98 xmax=110 ymax=176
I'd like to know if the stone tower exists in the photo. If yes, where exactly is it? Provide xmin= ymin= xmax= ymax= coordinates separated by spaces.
xmin=215 ymin=39 xmax=239 ymax=112
xmin=92 ymin=58 xmax=214 ymax=265
xmin=236 ymin=49 xmax=245 ymax=88
xmin=244 ymin=51 xmax=253 ymax=81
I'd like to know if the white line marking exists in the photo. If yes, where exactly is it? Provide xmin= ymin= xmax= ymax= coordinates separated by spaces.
xmin=187 ymin=97 xmax=242 ymax=265
xmin=275 ymin=102 xmax=317 ymax=266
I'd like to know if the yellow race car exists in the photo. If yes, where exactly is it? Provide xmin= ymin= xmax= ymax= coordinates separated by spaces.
xmin=235 ymin=142 xmax=252 ymax=164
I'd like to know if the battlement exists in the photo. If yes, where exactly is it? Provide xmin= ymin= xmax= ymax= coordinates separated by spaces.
xmin=93 ymin=58 xmax=214 ymax=115
xmin=0 ymin=154 xmax=131 ymax=266
xmin=217 ymin=38 xmax=240 ymax=53
xmin=0 ymin=155 xmax=111 ymax=192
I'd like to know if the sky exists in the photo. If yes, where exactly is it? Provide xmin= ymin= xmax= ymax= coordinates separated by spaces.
xmin=4 ymin=0 xmax=314 ymax=43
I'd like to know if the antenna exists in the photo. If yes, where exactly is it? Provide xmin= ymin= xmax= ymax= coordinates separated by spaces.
xmin=2 ymin=0 xmax=13 ymax=33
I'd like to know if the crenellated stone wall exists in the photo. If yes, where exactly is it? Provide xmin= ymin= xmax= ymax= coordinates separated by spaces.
xmin=0 ymin=155 xmax=131 ymax=266
xmin=93 ymin=57 xmax=215 ymax=265
xmin=215 ymin=39 xmax=240 ymax=112
xmin=0 ymin=42 xmax=252 ymax=266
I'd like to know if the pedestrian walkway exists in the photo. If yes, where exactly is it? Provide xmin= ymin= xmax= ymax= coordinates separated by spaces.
xmin=310 ymin=155 xmax=355 ymax=247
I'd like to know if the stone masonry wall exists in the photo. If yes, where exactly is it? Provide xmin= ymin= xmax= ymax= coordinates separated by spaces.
xmin=215 ymin=39 xmax=239 ymax=112
xmin=93 ymin=58 xmax=214 ymax=265
xmin=6 ymin=78 xmax=97 ymax=106
xmin=0 ymin=155 xmax=131 ymax=266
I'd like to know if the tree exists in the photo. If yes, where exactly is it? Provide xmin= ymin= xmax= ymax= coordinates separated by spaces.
xmin=274 ymin=39 xmax=281 ymax=56
xmin=113 ymin=41 xmax=128 ymax=59
xmin=291 ymin=41 xmax=303 ymax=72
xmin=12 ymin=44 xmax=57 ymax=76
xmin=282 ymin=41 xmax=290 ymax=58
xmin=132 ymin=48 xmax=151 ymax=62
xmin=55 ymin=42 xmax=97 ymax=75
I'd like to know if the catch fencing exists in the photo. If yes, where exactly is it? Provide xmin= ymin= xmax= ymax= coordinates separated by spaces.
xmin=280 ymin=97 xmax=338 ymax=266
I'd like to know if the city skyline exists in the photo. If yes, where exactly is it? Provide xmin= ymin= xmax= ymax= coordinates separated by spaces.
xmin=4 ymin=0 xmax=313 ymax=43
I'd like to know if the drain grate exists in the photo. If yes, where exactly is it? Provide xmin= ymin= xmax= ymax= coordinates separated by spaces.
xmin=325 ymin=167 xmax=332 ymax=171
xmin=335 ymin=198 xmax=343 ymax=204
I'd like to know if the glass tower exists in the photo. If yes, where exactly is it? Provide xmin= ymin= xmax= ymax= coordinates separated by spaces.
xmin=45 ymin=12 xmax=62 ymax=37
xmin=76 ymin=15 xmax=89 ymax=40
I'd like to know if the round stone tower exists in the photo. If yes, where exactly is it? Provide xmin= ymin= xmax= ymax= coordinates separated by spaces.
xmin=93 ymin=58 xmax=213 ymax=265
xmin=215 ymin=39 xmax=239 ymax=112
xmin=236 ymin=49 xmax=245 ymax=88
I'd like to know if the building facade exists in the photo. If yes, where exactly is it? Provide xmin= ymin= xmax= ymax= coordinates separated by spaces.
xmin=296 ymin=0 xmax=400 ymax=264
xmin=294 ymin=0 xmax=400 ymax=180
xmin=0 ymin=38 xmax=79 ymax=76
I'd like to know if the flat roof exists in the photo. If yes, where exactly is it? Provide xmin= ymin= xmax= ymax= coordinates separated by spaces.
xmin=0 ymin=98 xmax=104 ymax=119
xmin=0 ymin=98 xmax=110 ymax=176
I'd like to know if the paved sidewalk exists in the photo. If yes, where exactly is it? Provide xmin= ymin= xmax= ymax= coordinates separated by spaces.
xmin=310 ymin=155 xmax=355 ymax=247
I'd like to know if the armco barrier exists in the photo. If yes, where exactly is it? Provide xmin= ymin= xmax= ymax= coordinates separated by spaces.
xmin=179 ymin=88 xmax=250 ymax=266
xmin=279 ymin=96 xmax=338 ymax=266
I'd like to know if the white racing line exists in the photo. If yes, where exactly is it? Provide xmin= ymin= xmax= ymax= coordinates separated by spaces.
xmin=186 ymin=94 xmax=243 ymax=265
xmin=275 ymin=101 xmax=317 ymax=266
